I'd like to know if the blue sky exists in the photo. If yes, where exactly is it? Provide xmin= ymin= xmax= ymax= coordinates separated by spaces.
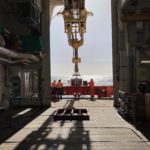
xmin=50 ymin=0 xmax=112 ymax=76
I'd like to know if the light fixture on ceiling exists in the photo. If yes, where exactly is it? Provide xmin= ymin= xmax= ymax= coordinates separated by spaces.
xmin=141 ymin=60 xmax=150 ymax=64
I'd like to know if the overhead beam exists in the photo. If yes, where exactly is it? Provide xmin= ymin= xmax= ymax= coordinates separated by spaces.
xmin=122 ymin=13 xmax=150 ymax=21
xmin=50 ymin=0 xmax=63 ymax=6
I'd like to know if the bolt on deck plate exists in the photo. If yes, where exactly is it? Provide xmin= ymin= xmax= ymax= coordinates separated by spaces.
xmin=53 ymin=108 xmax=89 ymax=121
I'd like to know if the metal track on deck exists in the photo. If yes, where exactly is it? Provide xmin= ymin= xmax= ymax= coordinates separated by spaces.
xmin=53 ymin=108 xmax=89 ymax=121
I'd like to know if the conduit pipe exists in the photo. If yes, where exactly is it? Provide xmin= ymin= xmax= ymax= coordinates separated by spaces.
xmin=0 ymin=46 xmax=39 ymax=62
xmin=0 ymin=57 xmax=32 ymax=64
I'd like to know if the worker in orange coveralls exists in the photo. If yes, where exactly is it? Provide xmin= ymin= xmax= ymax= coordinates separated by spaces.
xmin=88 ymin=78 xmax=95 ymax=100
xmin=51 ymin=80 xmax=56 ymax=100
xmin=56 ymin=79 xmax=63 ymax=100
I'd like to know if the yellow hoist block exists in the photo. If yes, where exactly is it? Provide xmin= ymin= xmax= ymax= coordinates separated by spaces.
xmin=72 ymin=57 xmax=81 ymax=63
xmin=69 ymin=39 xmax=83 ymax=49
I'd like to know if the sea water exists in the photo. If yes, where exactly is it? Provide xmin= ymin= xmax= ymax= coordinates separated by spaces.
xmin=51 ymin=75 xmax=113 ymax=86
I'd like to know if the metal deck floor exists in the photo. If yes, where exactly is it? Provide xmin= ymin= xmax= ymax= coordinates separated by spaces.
xmin=0 ymin=100 xmax=150 ymax=150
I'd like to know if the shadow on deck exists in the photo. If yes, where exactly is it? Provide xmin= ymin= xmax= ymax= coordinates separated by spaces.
xmin=0 ymin=107 xmax=48 ymax=144
xmin=0 ymin=100 xmax=91 ymax=150
xmin=135 ymin=121 xmax=150 ymax=141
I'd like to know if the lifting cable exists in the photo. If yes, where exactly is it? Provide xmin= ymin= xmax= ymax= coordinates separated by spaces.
xmin=50 ymin=7 xmax=64 ymax=21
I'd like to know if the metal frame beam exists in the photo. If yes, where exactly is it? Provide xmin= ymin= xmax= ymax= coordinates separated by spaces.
xmin=122 ymin=13 xmax=150 ymax=21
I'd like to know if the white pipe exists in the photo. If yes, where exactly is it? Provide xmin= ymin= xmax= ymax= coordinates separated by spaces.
xmin=0 ymin=57 xmax=32 ymax=64
xmin=17 ymin=53 xmax=39 ymax=62
xmin=0 ymin=46 xmax=39 ymax=62
xmin=0 ymin=58 xmax=13 ymax=63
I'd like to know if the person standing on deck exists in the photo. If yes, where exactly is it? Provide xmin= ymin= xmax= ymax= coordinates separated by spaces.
xmin=51 ymin=80 xmax=56 ymax=100
xmin=88 ymin=78 xmax=95 ymax=100
xmin=56 ymin=79 xmax=63 ymax=100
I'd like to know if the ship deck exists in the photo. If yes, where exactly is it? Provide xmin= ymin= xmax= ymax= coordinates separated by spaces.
xmin=0 ymin=99 xmax=150 ymax=150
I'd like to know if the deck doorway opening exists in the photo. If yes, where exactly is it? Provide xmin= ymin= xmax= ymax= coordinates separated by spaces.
xmin=50 ymin=1 xmax=113 ymax=101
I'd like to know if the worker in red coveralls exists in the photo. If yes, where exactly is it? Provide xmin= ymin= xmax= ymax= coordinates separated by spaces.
xmin=88 ymin=78 xmax=95 ymax=100
xmin=56 ymin=79 xmax=63 ymax=100
xmin=51 ymin=80 xmax=56 ymax=100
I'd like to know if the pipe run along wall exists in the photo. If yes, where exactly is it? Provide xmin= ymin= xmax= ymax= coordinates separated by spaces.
xmin=0 ymin=46 xmax=39 ymax=62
